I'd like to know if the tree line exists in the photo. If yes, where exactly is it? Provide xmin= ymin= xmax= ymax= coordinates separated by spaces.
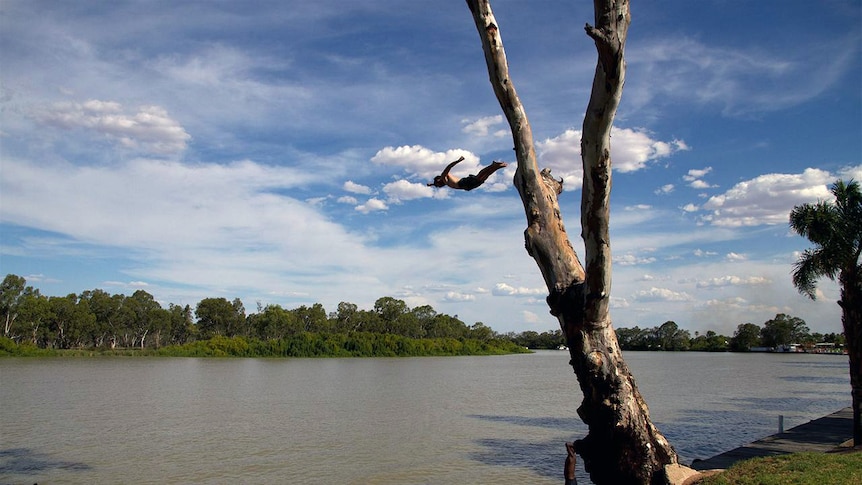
xmin=1 ymin=273 xmax=846 ymax=355
xmin=507 ymin=314 xmax=845 ymax=353
xmin=0 ymin=274 xmax=510 ymax=354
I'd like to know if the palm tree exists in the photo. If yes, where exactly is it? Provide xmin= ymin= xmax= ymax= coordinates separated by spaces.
xmin=790 ymin=179 xmax=861 ymax=446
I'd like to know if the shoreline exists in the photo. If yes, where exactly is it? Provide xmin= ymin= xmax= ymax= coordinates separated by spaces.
xmin=690 ymin=406 xmax=854 ymax=471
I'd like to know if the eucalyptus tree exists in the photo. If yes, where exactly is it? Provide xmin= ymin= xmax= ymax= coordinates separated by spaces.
xmin=15 ymin=290 xmax=51 ymax=345
xmin=331 ymin=301 xmax=359 ymax=333
xmin=196 ymin=297 xmax=248 ymax=338
xmin=47 ymin=294 xmax=96 ymax=349
xmin=730 ymin=323 xmax=761 ymax=352
xmin=1 ymin=274 xmax=27 ymax=337
xmin=80 ymin=289 xmax=123 ymax=348
xmin=293 ymin=303 xmax=328 ymax=333
xmin=466 ymin=1 xmax=677 ymax=482
xmin=167 ymin=303 xmax=195 ymax=345
xmin=759 ymin=314 xmax=809 ymax=349
xmin=790 ymin=179 xmax=861 ymax=445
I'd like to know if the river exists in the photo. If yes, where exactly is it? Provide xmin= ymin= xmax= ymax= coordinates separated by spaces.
xmin=0 ymin=351 xmax=850 ymax=484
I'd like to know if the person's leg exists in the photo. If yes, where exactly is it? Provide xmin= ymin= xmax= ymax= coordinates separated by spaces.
xmin=475 ymin=161 xmax=507 ymax=182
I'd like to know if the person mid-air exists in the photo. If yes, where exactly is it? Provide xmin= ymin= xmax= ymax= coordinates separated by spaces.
xmin=427 ymin=156 xmax=507 ymax=191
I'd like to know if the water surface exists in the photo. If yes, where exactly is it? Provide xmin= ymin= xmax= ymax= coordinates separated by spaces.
xmin=0 ymin=351 xmax=849 ymax=484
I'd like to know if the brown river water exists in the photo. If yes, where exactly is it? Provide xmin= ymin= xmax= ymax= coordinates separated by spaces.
xmin=0 ymin=351 xmax=850 ymax=484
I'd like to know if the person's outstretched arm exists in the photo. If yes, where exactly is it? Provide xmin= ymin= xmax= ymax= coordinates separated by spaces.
xmin=439 ymin=156 xmax=465 ymax=178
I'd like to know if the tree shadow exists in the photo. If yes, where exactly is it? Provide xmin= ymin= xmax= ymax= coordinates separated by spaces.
xmin=0 ymin=448 xmax=91 ymax=476
xmin=466 ymin=415 xmax=588 ymax=481
xmin=466 ymin=414 xmax=584 ymax=430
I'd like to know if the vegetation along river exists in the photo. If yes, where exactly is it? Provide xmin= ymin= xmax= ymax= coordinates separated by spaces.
xmin=0 ymin=351 xmax=850 ymax=484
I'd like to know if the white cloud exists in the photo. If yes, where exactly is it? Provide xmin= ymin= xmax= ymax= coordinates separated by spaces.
xmin=443 ymin=291 xmax=476 ymax=302
xmin=615 ymin=254 xmax=657 ymax=266
xmin=725 ymin=252 xmax=747 ymax=261
xmin=683 ymin=167 xmax=715 ymax=189
xmin=33 ymin=100 xmax=191 ymax=154
xmin=493 ymin=282 xmax=546 ymax=297
xmin=355 ymin=198 xmax=388 ymax=213
xmin=371 ymin=145 xmax=478 ymax=180
xmin=343 ymin=180 xmax=372 ymax=195
xmin=693 ymin=249 xmax=717 ymax=257
xmin=537 ymin=127 xmax=687 ymax=189
xmin=461 ymin=115 xmax=504 ymax=137
xmin=337 ymin=195 xmax=358 ymax=205
xmin=521 ymin=310 xmax=541 ymax=324
xmin=681 ymin=203 xmax=699 ymax=212
xmin=382 ymin=180 xmax=436 ymax=202
xmin=839 ymin=164 xmax=862 ymax=181
xmin=688 ymin=179 xmax=714 ymax=189
xmin=610 ymin=296 xmax=631 ymax=309
xmin=655 ymin=184 xmax=675 ymax=195
xmin=633 ymin=287 xmax=694 ymax=302
xmin=700 ymin=167 xmax=844 ymax=227
xmin=696 ymin=275 xmax=771 ymax=288
xmin=684 ymin=167 xmax=713 ymax=180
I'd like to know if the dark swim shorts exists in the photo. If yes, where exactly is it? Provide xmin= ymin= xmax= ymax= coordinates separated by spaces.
xmin=457 ymin=175 xmax=482 ymax=191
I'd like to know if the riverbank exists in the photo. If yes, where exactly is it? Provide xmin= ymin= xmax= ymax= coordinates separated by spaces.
xmin=663 ymin=407 xmax=857 ymax=485
xmin=0 ymin=334 xmax=530 ymax=358
xmin=691 ymin=406 xmax=855 ymax=470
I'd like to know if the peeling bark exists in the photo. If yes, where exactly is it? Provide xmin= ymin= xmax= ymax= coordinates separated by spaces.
xmin=466 ymin=1 xmax=677 ymax=483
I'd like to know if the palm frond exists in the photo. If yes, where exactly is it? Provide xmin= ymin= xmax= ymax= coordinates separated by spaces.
xmin=790 ymin=179 xmax=861 ymax=300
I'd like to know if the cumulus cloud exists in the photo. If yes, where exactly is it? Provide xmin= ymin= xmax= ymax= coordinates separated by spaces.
xmin=354 ymin=198 xmax=388 ymax=213
xmin=610 ymin=296 xmax=631 ymax=309
xmin=725 ymin=252 xmax=747 ymax=261
xmin=370 ymin=145 xmax=510 ymax=193
xmin=696 ymin=275 xmax=771 ymax=288
xmin=633 ymin=287 xmax=694 ymax=302
xmin=371 ymin=145 xmax=477 ymax=180
xmin=655 ymin=184 xmax=675 ymax=195
xmin=615 ymin=253 xmax=657 ymax=266
xmin=343 ymin=180 xmax=372 ymax=195
xmin=683 ymin=167 xmax=716 ymax=189
xmin=33 ymin=100 xmax=191 ymax=154
xmin=537 ymin=127 xmax=688 ymax=189
xmin=493 ymin=282 xmax=546 ymax=297
xmin=699 ymin=167 xmax=844 ymax=227
xmin=461 ymin=115 xmax=506 ymax=137
xmin=382 ymin=180 xmax=435 ymax=202
xmin=681 ymin=203 xmax=699 ymax=212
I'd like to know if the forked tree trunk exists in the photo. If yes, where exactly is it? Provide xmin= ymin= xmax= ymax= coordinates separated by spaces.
xmin=465 ymin=1 xmax=678 ymax=483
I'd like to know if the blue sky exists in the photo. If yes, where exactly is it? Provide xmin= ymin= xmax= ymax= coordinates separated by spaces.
xmin=1 ymin=1 xmax=860 ymax=336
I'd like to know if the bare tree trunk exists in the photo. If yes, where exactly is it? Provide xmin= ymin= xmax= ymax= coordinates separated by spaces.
xmin=465 ymin=1 xmax=677 ymax=483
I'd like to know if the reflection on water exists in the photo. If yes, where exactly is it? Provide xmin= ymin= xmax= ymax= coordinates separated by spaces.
xmin=0 ymin=352 xmax=849 ymax=484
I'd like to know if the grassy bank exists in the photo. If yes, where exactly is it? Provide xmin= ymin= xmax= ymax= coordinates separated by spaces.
xmin=0 ymin=334 xmax=530 ymax=358
xmin=697 ymin=450 xmax=862 ymax=485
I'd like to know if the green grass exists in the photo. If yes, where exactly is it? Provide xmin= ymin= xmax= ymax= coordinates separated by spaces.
xmin=697 ymin=451 xmax=862 ymax=485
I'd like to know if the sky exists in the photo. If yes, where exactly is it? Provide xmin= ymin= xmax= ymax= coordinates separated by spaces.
xmin=1 ymin=1 xmax=860 ymax=337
